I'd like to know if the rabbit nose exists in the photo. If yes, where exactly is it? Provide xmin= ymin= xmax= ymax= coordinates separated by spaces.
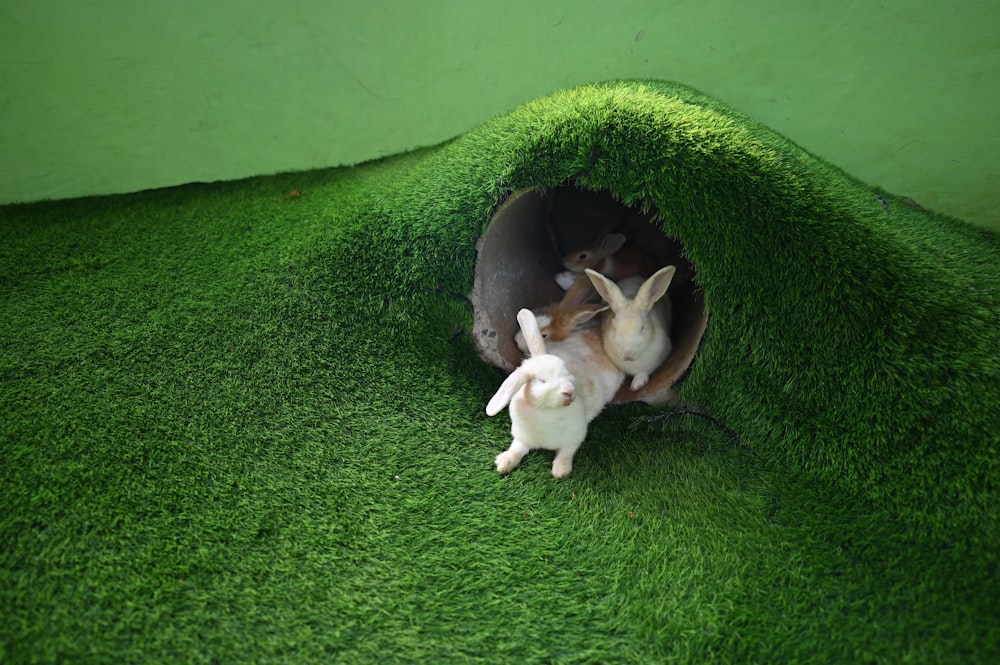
xmin=620 ymin=350 xmax=635 ymax=361
xmin=561 ymin=389 xmax=574 ymax=403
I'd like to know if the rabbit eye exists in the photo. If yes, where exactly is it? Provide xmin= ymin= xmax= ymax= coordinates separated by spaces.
xmin=577 ymin=252 xmax=589 ymax=261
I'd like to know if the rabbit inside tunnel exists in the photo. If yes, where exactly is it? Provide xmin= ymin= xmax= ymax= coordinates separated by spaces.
xmin=484 ymin=188 xmax=695 ymax=477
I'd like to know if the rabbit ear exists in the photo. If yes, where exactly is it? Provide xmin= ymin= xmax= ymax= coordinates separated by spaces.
xmin=634 ymin=265 xmax=676 ymax=311
xmin=516 ymin=308 xmax=547 ymax=357
xmin=585 ymin=269 xmax=626 ymax=309
xmin=598 ymin=233 xmax=627 ymax=257
xmin=486 ymin=368 xmax=529 ymax=416
xmin=567 ymin=303 xmax=609 ymax=328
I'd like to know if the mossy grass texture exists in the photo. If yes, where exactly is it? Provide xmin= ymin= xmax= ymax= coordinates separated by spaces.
xmin=2 ymin=80 xmax=998 ymax=663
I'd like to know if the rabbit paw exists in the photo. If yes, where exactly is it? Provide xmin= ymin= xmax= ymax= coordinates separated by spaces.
xmin=495 ymin=450 xmax=522 ymax=474
xmin=551 ymin=450 xmax=575 ymax=478
xmin=555 ymin=271 xmax=578 ymax=290
xmin=630 ymin=373 xmax=650 ymax=391
xmin=551 ymin=460 xmax=573 ymax=478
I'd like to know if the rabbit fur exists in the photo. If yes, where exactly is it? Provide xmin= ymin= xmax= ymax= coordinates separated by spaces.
xmin=514 ymin=304 xmax=625 ymax=424
xmin=585 ymin=265 xmax=676 ymax=391
xmin=555 ymin=233 xmax=661 ymax=290
xmin=486 ymin=309 xmax=589 ymax=478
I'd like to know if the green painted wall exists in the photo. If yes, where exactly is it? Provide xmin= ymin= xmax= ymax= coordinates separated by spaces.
xmin=2 ymin=1 xmax=998 ymax=230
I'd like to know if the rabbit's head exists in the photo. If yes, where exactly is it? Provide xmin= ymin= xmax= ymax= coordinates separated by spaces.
xmin=539 ymin=303 xmax=608 ymax=343
xmin=487 ymin=309 xmax=578 ymax=415
xmin=586 ymin=266 xmax=675 ymax=361
xmin=561 ymin=233 xmax=627 ymax=273
xmin=519 ymin=355 xmax=577 ymax=409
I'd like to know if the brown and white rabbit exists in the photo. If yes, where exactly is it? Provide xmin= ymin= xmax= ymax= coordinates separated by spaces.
xmin=555 ymin=233 xmax=661 ymax=290
xmin=486 ymin=309 xmax=589 ymax=478
xmin=514 ymin=304 xmax=625 ymax=424
xmin=585 ymin=266 xmax=676 ymax=391
xmin=514 ymin=275 xmax=606 ymax=347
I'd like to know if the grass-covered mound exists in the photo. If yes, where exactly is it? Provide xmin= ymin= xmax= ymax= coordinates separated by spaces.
xmin=2 ymin=80 xmax=997 ymax=663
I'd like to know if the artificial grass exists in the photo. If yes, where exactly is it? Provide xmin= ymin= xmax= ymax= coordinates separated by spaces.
xmin=2 ymin=80 xmax=998 ymax=663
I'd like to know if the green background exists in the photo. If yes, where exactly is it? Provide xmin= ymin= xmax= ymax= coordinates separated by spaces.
xmin=1 ymin=0 xmax=998 ymax=230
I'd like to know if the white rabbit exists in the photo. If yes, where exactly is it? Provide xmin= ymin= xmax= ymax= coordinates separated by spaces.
xmin=515 ymin=303 xmax=625 ymax=423
xmin=585 ymin=265 xmax=676 ymax=391
xmin=486 ymin=309 xmax=588 ymax=478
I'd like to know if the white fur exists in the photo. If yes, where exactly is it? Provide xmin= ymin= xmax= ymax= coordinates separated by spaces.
xmin=546 ymin=327 xmax=625 ymax=423
xmin=514 ymin=307 xmax=624 ymax=423
xmin=585 ymin=266 xmax=676 ymax=391
xmin=554 ymin=271 xmax=579 ymax=290
xmin=486 ymin=309 xmax=588 ymax=478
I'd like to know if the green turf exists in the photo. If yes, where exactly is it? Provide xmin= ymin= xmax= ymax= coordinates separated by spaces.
xmin=2 ymin=80 xmax=998 ymax=663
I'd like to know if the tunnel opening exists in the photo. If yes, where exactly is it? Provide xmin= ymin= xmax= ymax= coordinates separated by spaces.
xmin=471 ymin=185 xmax=707 ymax=406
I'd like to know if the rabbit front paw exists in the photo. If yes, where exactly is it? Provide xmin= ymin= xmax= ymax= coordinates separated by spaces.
xmin=495 ymin=449 xmax=526 ymax=474
xmin=630 ymin=373 xmax=650 ymax=390
xmin=551 ymin=449 xmax=576 ymax=478
xmin=554 ymin=271 xmax=579 ymax=290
